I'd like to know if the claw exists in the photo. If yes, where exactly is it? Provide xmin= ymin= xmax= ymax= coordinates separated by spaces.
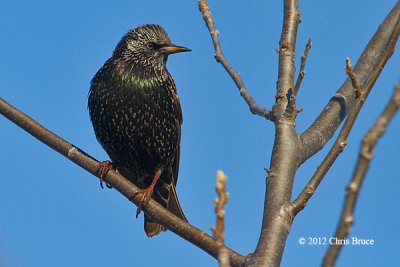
xmin=131 ymin=188 xmax=154 ymax=217
xmin=96 ymin=161 xmax=113 ymax=189
xmin=96 ymin=161 xmax=128 ymax=189
xmin=129 ymin=169 xmax=162 ymax=217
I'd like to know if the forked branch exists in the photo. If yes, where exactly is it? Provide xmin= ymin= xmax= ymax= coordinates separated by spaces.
xmin=323 ymin=84 xmax=400 ymax=267
xmin=198 ymin=0 xmax=273 ymax=121
xmin=300 ymin=2 xmax=400 ymax=163
xmin=291 ymin=57 xmax=367 ymax=215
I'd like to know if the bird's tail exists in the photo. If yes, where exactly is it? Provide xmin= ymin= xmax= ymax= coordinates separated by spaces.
xmin=144 ymin=183 xmax=187 ymax=237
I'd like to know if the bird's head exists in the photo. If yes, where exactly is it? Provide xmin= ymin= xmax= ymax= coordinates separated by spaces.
xmin=113 ymin=24 xmax=190 ymax=75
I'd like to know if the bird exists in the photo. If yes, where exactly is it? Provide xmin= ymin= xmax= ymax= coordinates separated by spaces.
xmin=88 ymin=24 xmax=190 ymax=237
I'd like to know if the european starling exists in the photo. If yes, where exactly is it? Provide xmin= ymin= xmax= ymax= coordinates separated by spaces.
xmin=88 ymin=24 xmax=190 ymax=237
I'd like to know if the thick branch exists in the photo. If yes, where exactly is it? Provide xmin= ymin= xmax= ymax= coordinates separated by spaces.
xmin=291 ymin=57 xmax=367 ymax=215
xmin=246 ymin=1 xmax=301 ymax=266
xmin=300 ymin=1 xmax=400 ymax=163
xmin=0 ymin=98 xmax=245 ymax=267
xmin=323 ymin=84 xmax=400 ymax=267
xmin=198 ymin=0 xmax=273 ymax=121
xmin=274 ymin=0 xmax=301 ymax=121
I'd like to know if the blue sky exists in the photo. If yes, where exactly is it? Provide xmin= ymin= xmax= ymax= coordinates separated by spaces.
xmin=1 ymin=1 xmax=399 ymax=266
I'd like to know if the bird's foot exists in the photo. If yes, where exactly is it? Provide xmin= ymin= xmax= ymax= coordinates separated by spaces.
xmin=130 ymin=169 xmax=162 ymax=218
xmin=97 ymin=161 xmax=128 ymax=188
xmin=130 ymin=187 xmax=155 ymax=218
xmin=96 ymin=161 xmax=115 ymax=189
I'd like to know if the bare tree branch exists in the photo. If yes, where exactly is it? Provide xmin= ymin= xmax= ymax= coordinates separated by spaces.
xmin=211 ymin=170 xmax=230 ymax=267
xmin=198 ymin=0 xmax=273 ymax=121
xmin=199 ymin=1 xmax=400 ymax=266
xmin=290 ymin=57 xmax=367 ymax=215
xmin=293 ymin=38 xmax=312 ymax=96
xmin=246 ymin=1 xmax=302 ymax=266
xmin=0 ymin=98 xmax=245 ymax=267
xmin=289 ymin=38 xmax=312 ymax=114
xmin=323 ymin=84 xmax=400 ymax=267
xmin=300 ymin=2 xmax=400 ymax=163
xmin=274 ymin=0 xmax=301 ymax=120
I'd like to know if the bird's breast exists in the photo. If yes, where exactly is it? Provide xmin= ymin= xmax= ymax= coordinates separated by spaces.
xmin=88 ymin=72 xmax=180 ymax=174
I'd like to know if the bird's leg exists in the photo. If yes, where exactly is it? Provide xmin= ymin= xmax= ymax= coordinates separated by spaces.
xmin=96 ymin=161 xmax=126 ymax=189
xmin=130 ymin=169 xmax=162 ymax=218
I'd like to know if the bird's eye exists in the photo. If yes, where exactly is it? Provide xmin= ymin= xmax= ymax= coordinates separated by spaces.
xmin=146 ymin=42 xmax=156 ymax=49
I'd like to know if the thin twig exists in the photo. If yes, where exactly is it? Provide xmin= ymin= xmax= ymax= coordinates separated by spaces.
xmin=323 ymin=84 xmax=400 ymax=267
xmin=211 ymin=170 xmax=230 ymax=267
xmin=293 ymin=38 xmax=312 ymax=96
xmin=345 ymin=58 xmax=363 ymax=97
xmin=198 ymin=0 xmax=273 ymax=121
xmin=290 ymin=58 xmax=373 ymax=215
xmin=0 ymin=98 xmax=245 ymax=267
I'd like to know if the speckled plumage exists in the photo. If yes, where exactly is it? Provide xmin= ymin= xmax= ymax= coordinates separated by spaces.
xmin=88 ymin=24 xmax=189 ymax=237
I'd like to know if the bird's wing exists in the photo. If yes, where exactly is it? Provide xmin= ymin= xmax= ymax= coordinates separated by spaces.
xmin=168 ymin=76 xmax=182 ymax=187
xmin=144 ymin=77 xmax=187 ymax=237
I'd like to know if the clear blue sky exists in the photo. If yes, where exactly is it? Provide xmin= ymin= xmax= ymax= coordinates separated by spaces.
xmin=1 ymin=1 xmax=399 ymax=266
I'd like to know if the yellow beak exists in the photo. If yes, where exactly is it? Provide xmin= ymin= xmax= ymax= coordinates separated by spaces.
xmin=159 ymin=44 xmax=191 ymax=55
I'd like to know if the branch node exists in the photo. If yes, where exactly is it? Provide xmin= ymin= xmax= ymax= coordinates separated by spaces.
xmin=211 ymin=29 xmax=219 ymax=36
xmin=339 ymin=140 xmax=348 ymax=150
xmin=305 ymin=184 xmax=315 ymax=195
xmin=344 ymin=215 xmax=354 ymax=226
xmin=297 ymin=11 xmax=302 ymax=24
xmin=277 ymin=43 xmax=291 ymax=54
xmin=275 ymin=92 xmax=286 ymax=102
xmin=346 ymin=181 xmax=358 ymax=193
xmin=68 ymin=146 xmax=78 ymax=157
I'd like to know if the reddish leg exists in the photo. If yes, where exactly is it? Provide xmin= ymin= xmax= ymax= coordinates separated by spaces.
xmin=130 ymin=169 xmax=162 ymax=218
xmin=96 ymin=161 xmax=126 ymax=189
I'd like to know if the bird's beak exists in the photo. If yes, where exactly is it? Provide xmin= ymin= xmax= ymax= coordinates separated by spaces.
xmin=159 ymin=44 xmax=191 ymax=55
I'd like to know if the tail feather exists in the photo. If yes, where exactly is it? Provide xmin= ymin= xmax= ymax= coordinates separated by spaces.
xmin=144 ymin=184 xmax=187 ymax=237
xmin=144 ymin=216 xmax=165 ymax=237
xmin=167 ymin=184 xmax=187 ymax=222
